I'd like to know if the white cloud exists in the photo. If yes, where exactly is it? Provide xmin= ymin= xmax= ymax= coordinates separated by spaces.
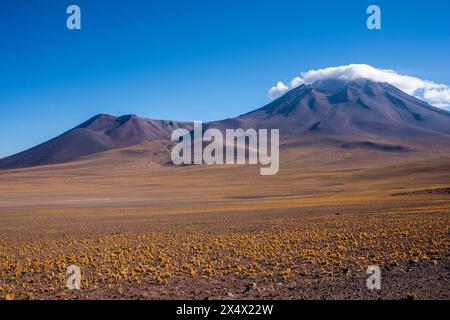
xmin=267 ymin=64 xmax=450 ymax=108
xmin=423 ymin=87 xmax=450 ymax=106
xmin=268 ymin=81 xmax=289 ymax=99
xmin=289 ymin=77 xmax=304 ymax=89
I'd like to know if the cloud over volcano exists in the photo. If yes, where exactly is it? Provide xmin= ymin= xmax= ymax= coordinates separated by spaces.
xmin=268 ymin=64 xmax=450 ymax=109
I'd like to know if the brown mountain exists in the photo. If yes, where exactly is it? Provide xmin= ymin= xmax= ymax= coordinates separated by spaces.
xmin=207 ymin=79 xmax=450 ymax=141
xmin=1 ymin=78 xmax=450 ymax=170
xmin=0 ymin=114 xmax=192 ymax=170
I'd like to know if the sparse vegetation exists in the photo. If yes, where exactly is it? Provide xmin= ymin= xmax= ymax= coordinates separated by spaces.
xmin=0 ymin=206 xmax=448 ymax=300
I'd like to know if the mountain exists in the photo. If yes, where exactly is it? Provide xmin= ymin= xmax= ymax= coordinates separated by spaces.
xmin=1 ymin=78 xmax=450 ymax=170
xmin=0 ymin=114 xmax=192 ymax=170
xmin=206 ymin=79 xmax=450 ymax=142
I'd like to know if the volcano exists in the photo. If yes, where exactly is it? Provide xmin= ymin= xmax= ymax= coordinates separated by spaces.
xmin=1 ymin=78 xmax=450 ymax=170
xmin=207 ymin=78 xmax=450 ymax=141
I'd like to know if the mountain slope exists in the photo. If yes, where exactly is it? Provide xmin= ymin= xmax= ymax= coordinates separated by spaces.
xmin=0 ymin=114 xmax=192 ymax=170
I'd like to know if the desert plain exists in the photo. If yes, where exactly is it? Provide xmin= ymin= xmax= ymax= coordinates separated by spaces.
xmin=0 ymin=136 xmax=449 ymax=300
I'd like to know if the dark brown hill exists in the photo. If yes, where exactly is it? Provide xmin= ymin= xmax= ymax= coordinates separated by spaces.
xmin=0 ymin=114 xmax=191 ymax=169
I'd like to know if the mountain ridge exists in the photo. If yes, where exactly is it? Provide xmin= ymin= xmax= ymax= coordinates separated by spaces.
xmin=0 ymin=114 xmax=192 ymax=170
xmin=1 ymin=78 xmax=450 ymax=170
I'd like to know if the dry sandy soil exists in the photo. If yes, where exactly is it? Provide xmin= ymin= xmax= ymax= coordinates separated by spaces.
xmin=0 ymin=138 xmax=449 ymax=300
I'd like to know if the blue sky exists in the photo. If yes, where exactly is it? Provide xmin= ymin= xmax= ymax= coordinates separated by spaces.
xmin=0 ymin=0 xmax=449 ymax=157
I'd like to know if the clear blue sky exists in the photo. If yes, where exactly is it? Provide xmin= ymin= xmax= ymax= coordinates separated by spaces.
xmin=0 ymin=0 xmax=449 ymax=157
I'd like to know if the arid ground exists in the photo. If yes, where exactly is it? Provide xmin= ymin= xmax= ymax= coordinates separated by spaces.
xmin=0 ymin=138 xmax=449 ymax=300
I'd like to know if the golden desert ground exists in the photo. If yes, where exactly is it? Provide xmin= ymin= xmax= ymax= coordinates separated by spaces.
xmin=0 ymin=136 xmax=449 ymax=300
